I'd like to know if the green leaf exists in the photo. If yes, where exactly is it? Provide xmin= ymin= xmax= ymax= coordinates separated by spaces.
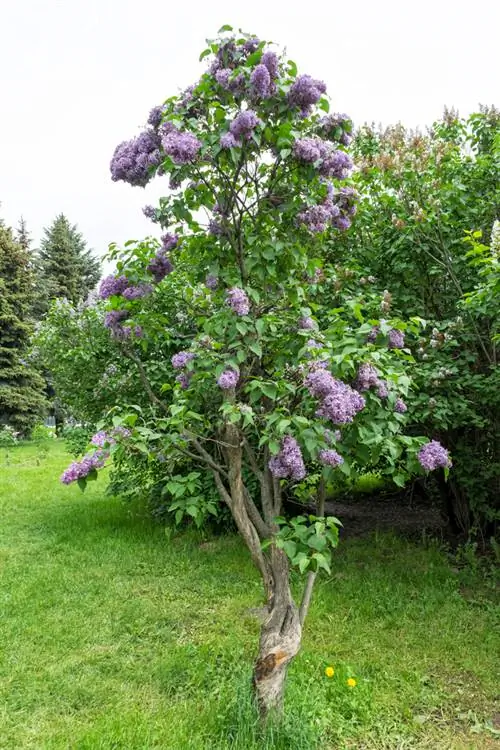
xmin=218 ymin=24 xmax=233 ymax=32
xmin=248 ymin=341 xmax=262 ymax=357
xmin=77 ymin=477 xmax=87 ymax=492
xmin=261 ymin=382 xmax=277 ymax=400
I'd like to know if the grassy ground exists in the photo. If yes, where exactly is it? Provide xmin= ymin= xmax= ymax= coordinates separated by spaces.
xmin=0 ymin=440 xmax=498 ymax=749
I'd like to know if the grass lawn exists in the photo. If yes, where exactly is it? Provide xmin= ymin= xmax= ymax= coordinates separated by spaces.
xmin=0 ymin=440 xmax=498 ymax=749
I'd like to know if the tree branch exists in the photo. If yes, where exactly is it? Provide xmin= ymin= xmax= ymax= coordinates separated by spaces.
xmin=299 ymin=477 xmax=326 ymax=625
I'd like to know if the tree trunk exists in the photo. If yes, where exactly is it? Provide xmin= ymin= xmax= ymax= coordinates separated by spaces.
xmin=253 ymin=547 xmax=302 ymax=717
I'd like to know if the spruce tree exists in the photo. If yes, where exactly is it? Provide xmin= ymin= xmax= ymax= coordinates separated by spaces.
xmin=35 ymin=214 xmax=101 ymax=316
xmin=16 ymin=216 xmax=32 ymax=253
xmin=0 ymin=222 xmax=46 ymax=435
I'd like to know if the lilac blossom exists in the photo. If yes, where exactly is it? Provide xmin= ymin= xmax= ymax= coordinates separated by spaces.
xmin=142 ymin=205 xmax=157 ymax=221
xmin=394 ymin=398 xmax=407 ymax=413
xmin=388 ymin=328 xmax=405 ymax=349
xmin=293 ymin=138 xmax=325 ymax=163
xmin=356 ymin=363 xmax=380 ymax=391
xmin=367 ymin=325 xmax=380 ymax=343
xmin=205 ymin=274 xmax=218 ymax=290
xmin=305 ymin=368 xmax=365 ymax=425
xmin=418 ymin=440 xmax=452 ymax=471
xmin=377 ymin=381 xmax=389 ymax=398
xmin=122 ymin=283 xmax=153 ymax=301
xmin=215 ymin=68 xmax=232 ymax=88
xmin=298 ymin=316 xmax=316 ymax=330
xmin=226 ymin=287 xmax=250 ymax=316
xmin=261 ymin=50 xmax=279 ymax=79
xmin=161 ymin=233 xmax=179 ymax=252
xmin=251 ymin=64 xmax=271 ymax=98
xmin=122 ymin=325 xmax=143 ymax=339
xmin=176 ymin=373 xmax=191 ymax=389
xmin=110 ymin=130 xmax=162 ymax=186
xmin=217 ymin=369 xmax=239 ymax=389
xmin=171 ymin=351 xmax=195 ymax=369
xmin=268 ymin=436 xmax=306 ymax=481
xmin=298 ymin=203 xmax=338 ymax=233
xmin=91 ymin=431 xmax=113 ymax=448
xmin=147 ymin=106 xmax=165 ymax=129
xmin=113 ymin=426 xmax=131 ymax=439
xmin=320 ymin=150 xmax=353 ymax=179
xmin=229 ymin=110 xmax=261 ymax=141
xmin=61 ymin=450 xmax=109 ymax=485
xmin=220 ymin=132 xmax=239 ymax=149
xmin=104 ymin=309 xmax=128 ymax=330
xmin=288 ymin=74 xmax=327 ymax=116
xmin=243 ymin=37 xmax=260 ymax=53
xmin=319 ymin=449 xmax=344 ymax=468
xmin=208 ymin=219 xmax=224 ymax=236
xmin=99 ymin=274 xmax=129 ymax=300
xmin=162 ymin=130 xmax=202 ymax=164
xmin=147 ymin=251 xmax=173 ymax=283
xmin=325 ymin=429 xmax=342 ymax=444
xmin=320 ymin=113 xmax=353 ymax=145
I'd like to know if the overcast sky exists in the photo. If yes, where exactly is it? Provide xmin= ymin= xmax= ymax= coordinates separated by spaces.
xmin=1 ymin=0 xmax=498 ymax=261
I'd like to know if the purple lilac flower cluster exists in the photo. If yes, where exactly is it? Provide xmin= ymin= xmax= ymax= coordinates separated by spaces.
xmin=261 ymin=50 xmax=279 ymax=79
xmin=147 ymin=251 xmax=173 ymax=283
xmin=356 ymin=363 xmax=380 ymax=391
xmin=147 ymin=105 xmax=166 ymax=129
xmin=172 ymin=351 xmax=195 ymax=369
xmin=161 ymin=129 xmax=202 ymax=165
xmin=91 ymin=431 xmax=113 ymax=448
xmin=269 ymin=436 xmax=306 ymax=481
xmin=394 ymin=398 xmax=407 ymax=413
xmin=293 ymin=137 xmax=353 ymax=179
xmin=319 ymin=449 xmax=344 ymax=468
xmin=122 ymin=283 xmax=153 ymax=301
xmin=104 ymin=309 xmax=129 ymax=338
xmin=205 ymin=274 xmax=218 ymax=290
xmin=418 ymin=440 xmax=452 ymax=471
xmin=320 ymin=113 xmax=353 ymax=146
xmin=110 ymin=130 xmax=162 ymax=187
xmin=217 ymin=369 xmax=239 ymax=390
xmin=60 ymin=450 xmax=108 ymax=485
xmin=367 ymin=325 xmax=380 ymax=343
xmin=288 ymin=74 xmax=327 ymax=117
xmin=225 ymin=110 xmax=261 ymax=147
xmin=298 ymin=316 xmax=316 ymax=330
xmin=388 ymin=328 xmax=405 ymax=349
xmin=99 ymin=274 xmax=129 ymax=300
xmin=305 ymin=368 xmax=365 ymax=425
xmin=324 ymin=429 xmax=342 ymax=443
xmin=142 ymin=205 xmax=158 ymax=222
xmin=226 ymin=287 xmax=250 ymax=316
xmin=250 ymin=64 xmax=271 ymax=98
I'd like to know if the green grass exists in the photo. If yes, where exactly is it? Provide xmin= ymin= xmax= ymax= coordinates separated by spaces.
xmin=0 ymin=441 xmax=498 ymax=749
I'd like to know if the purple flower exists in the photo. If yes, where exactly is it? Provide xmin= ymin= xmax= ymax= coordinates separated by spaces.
xmin=268 ymin=436 xmax=306 ymax=481
xmin=143 ymin=205 xmax=157 ymax=221
xmin=251 ymin=64 xmax=271 ymax=98
xmin=320 ymin=113 xmax=353 ymax=145
xmin=122 ymin=283 xmax=153 ymax=301
xmin=367 ymin=325 xmax=380 ymax=343
xmin=243 ymin=37 xmax=260 ymax=53
xmin=171 ymin=351 xmax=195 ymax=370
xmin=217 ymin=369 xmax=239 ymax=389
xmin=288 ymin=74 xmax=327 ymax=117
xmin=208 ymin=219 xmax=224 ymax=236
xmin=99 ymin=274 xmax=129 ymax=300
xmin=298 ymin=204 xmax=336 ymax=233
xmin=230 ymin=110 xmax=261 ymax=141
xmin=91 ymin=431 xmax=113 ymax=448
xmin=220 ymin=132 xmax=239 ymax=149
xmin=356 ymin=363 xmax=379 ymax=391
xmin=147 ymin=106 xmax=165 ymax=129
xmin=394 ymin=398 xmax=407 ymax=413
xmin=293 ymin=138 xmax=326 ymax=163
xmin=110 ymin=130 xmax=162 ymax=187
xmin=331 ymin=214 xmax=352 ymax=231
xmin=147 ymin=251 xmax=173 ymax=283
xmin=298 ymin=316 xmax=315 ymax=330
xmin=60 ymin=450 xmax=109 ymax=485
xmin=226 ymin=287 xmax=250 ymax=316
xmin=113 ymin=426 xmax=131 ymax=439
xmin=418 ymin=440 xmax=452 ymax=471
xmin=215 ymin=68 xmax=232 ymax=88
xmin=377 ymin=380 xmax=389 ymax=399
xmin=176 ymin=373 xmax=191 ymax=389
xmin=104 ymin=309 xmax=128 ymax=330
xmin=162 ymin=130 xmax=202 ymax=165
xmin=161 ymin=233 xmax=179 ymax=252
xmin=305 ymin=368 xmax=365 ymax=425
xmin=388 ymin=328 xmax=405 ymax=349
xmin=320 ymin=150 xmax=353 ymax=179
xmin=261 ymin=50 xmax=279 ymax=79
xmin=205 ymin=274 xmax=218 ymax=290
xmin=319 ymin=449 xmax=344 ymax=468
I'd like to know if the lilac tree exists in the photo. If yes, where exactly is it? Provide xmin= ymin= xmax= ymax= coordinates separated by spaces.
xmin=63 ymin=28 xmax=451 ymax=716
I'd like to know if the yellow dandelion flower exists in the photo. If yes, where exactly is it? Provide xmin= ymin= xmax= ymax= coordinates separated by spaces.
xmin=347 ymin=677 xmax=357 ymax=688
xmin=325 ymin=666 xmax=335 ymax=678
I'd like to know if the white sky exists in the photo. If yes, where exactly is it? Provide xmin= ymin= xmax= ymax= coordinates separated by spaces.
xmin=1 ymin=0 xmax=498 ymax=259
